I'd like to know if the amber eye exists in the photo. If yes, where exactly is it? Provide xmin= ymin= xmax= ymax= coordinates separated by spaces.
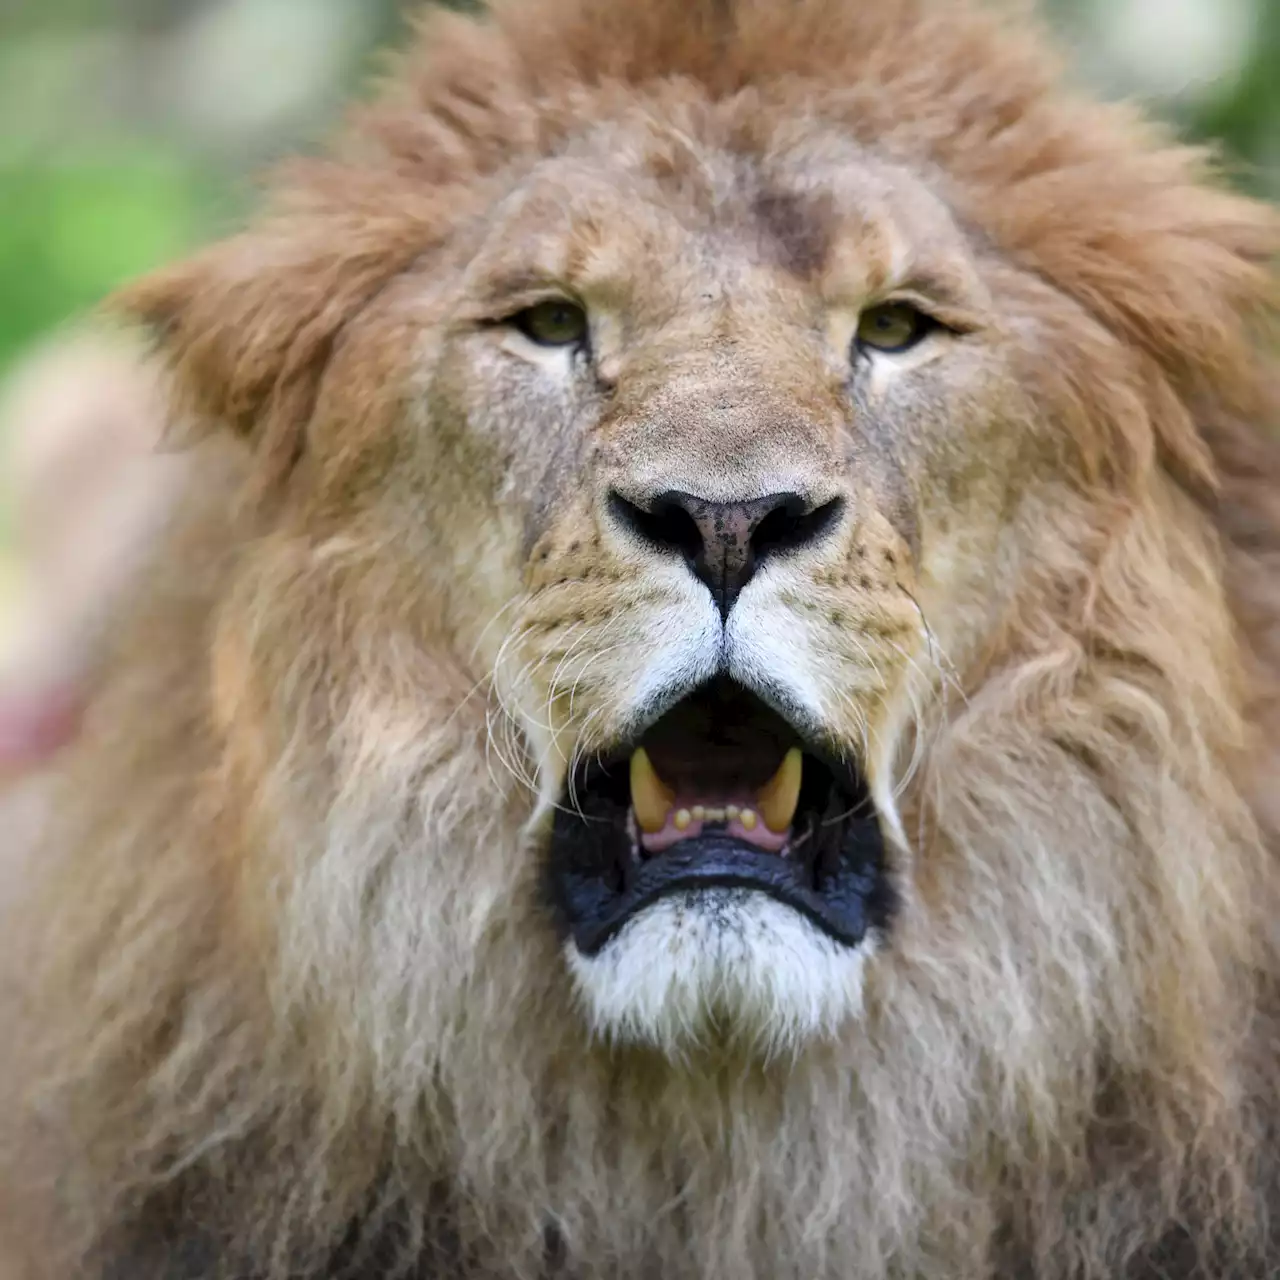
xmin=854 ymin=302 xmax=937 ymax=356
xmin=511 ymin=299 xmax=589 ymax=348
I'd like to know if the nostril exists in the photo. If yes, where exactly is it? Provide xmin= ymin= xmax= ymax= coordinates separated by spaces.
xmin=750 ymin=496 xmax=845 ymax=564
xmin=609 ymin=488 xmax=845 ymax=620
xmin=647 ymin=497 xmax=707 ymax=563
xmin=608 ymin=491 xmax=704 ymax=564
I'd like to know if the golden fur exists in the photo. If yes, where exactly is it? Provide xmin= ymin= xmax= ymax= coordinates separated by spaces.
xmin=2 ymin=0 xmax=1279 ymax=1276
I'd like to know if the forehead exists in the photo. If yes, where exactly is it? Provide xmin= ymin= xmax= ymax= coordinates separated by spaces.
xmin=463 ymin=115 xmax=982 ymax=310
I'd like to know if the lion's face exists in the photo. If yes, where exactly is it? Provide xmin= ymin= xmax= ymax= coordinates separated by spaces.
xmin=117 ymin=0 xmax=1271 ymax=1106
xmin=269 ymin=114 xmax=1077 ymax=1055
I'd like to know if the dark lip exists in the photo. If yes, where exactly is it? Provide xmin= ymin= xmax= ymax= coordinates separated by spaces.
xmin=553 ymin=830 xmax=890 ymax=956
xmin=543 ymin=680 xmax=894 ymax=958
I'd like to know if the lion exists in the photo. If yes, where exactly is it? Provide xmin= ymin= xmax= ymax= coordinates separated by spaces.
xmin=2 ymin=0 xmax=1279 ymax=1275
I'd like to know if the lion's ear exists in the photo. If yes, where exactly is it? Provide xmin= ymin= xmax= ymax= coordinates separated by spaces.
xmin=114 ymin=183 xmax=435 ymax=494
xmin=115 ymin=227 xmax=359 ymax=493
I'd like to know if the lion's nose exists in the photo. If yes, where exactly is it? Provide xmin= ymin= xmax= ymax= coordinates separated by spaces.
xmin=609 ymin=488 xmax=845 ymax=620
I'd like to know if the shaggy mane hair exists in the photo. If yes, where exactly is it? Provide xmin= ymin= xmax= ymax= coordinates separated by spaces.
xmin=2 ymin=1 xmax=1279 ymax=1277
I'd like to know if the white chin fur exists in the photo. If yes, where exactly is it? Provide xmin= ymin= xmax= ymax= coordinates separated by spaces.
xmin=566 ymin=890 xmax=872 ymax=1058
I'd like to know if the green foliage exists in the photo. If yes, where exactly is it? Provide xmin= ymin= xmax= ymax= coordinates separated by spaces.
xmin=0 ymin=150 xmax=228 ymax=374
xmin=1190 ymin=1 xmax=1280 ymax=198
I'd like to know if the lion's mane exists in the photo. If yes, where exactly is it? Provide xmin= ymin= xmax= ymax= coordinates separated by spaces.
xmin=2 ymin=1 xmax=1279 ymax=1277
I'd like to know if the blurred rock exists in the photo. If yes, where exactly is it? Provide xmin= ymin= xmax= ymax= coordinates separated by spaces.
xmin=157 ymin=0 xmax=375 ymax=157
xmin=1091 ymin=0 xmax=1256 ymax=107
xmin=0 ymin=327 xmax=186 ymax=776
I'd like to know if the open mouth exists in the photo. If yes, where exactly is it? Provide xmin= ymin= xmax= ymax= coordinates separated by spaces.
xmin=545 ymin=678 xmax=892 ymax=956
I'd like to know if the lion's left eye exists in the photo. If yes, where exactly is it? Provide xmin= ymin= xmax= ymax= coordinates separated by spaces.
xmin=854 ymin=302 xmax=938 ymax=356
xmin=511 ymin=300 xmax=589 ymax=348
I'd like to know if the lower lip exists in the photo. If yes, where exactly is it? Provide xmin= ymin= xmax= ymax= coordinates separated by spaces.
xmin=547 ymin=825 xmax=890 ymax=957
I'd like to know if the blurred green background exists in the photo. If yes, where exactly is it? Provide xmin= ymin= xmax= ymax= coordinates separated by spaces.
xmin=0 ymin=0 xmax=1277 ymax=379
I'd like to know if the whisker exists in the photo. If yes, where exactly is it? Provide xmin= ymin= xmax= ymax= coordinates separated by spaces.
xmin=467 ymin=594 xmax=526 ymax=667
xmin=900 ymin=585 xmax=968 ymax=704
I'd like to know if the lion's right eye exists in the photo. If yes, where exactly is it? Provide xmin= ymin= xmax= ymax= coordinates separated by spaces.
xmin=510 ymin=300 xmax=589 ymax=348
xmin=854 ymin=301 xmax=940 ymax=356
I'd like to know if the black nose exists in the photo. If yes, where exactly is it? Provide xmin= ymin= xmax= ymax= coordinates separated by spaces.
xmin=610 ymin=488 xmax=845 ymax=619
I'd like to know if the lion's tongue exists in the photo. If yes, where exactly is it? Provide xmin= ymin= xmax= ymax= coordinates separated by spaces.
xmin=630 ymin=747 xmax=802 ymax=856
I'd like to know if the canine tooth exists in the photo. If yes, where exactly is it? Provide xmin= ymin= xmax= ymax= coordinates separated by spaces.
xmin=630 ymin=748 xmax=674 ymax=834
xmin=740 ymin=809 xmax=758 ymax=831
xmin=758 ymin=748 xmax=803 ymax=834
xmin=725 ymin=804 xmax=741 ymax=820
xmin=674 ymin=809 xmax=693 ymax=831
xmin=692 ymin=805 xmax=706 ymax=821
